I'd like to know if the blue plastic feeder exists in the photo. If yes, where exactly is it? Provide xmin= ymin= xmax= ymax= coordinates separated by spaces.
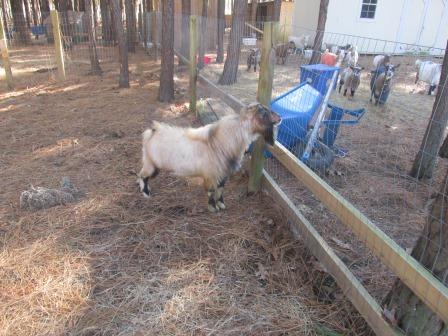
xmin=300 ymin=64 xmax=340 ymax=96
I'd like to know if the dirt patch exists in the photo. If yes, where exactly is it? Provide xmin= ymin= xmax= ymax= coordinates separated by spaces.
xmin=0 ymin=47 xmax=375 ymax=335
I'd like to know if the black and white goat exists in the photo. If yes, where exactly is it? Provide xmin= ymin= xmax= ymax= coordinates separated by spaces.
xmin=247 ymin=48 xmax=261 ymax=72
xmin=339 ymin=66 xmax=364 ymax=97
xmin=137 ymin=104 xmax=281 ymax=212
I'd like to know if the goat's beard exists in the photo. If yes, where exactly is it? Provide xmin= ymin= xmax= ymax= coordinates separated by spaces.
xmin=263 ymin=124 xmax=275 ymax=146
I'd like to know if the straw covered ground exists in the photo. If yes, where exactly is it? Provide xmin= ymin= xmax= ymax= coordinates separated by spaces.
xmin=0 ymin=48 xmax=377 ymax=335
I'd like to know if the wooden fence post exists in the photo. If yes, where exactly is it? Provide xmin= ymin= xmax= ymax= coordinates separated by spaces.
xmin=0 ymin=11 xmax=13 ymax=90
xmin=248 ymin=21 xmax=276 ymax=194
xmin=189 ymin=15 xmax=198 ymax=116
xmin=50 ymin=8 xmax=66 ymax=80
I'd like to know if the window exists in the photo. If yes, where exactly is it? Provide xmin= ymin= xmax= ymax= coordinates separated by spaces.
xmin=360 ymin=0 xmax=377 ymax=19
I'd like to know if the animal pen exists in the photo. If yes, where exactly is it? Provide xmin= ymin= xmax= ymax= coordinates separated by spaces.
xmin=1 ymin=2 xmax=448 ymax=335
xmin=173 ymin=13 xmax=448 ymax=335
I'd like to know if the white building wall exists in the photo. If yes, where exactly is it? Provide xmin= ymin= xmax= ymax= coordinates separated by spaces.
xmin=291 ymin=0 xmax=320 ymax=37
xmin=293 ymin=0 xmax=448 ymax=55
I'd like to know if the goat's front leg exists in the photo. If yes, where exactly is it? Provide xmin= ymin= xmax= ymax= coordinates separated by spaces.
xmin=204 ymin=178 xmax=219 ymax=212
xmin=214 ymin=178 xmax=227 ymax=210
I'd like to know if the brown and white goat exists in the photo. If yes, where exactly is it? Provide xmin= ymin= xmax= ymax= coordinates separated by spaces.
xmin=137 ymin=104 xmax=281 ymax=212
xmin=275 ymin=41 xmax=296 ymax=65
xmin=339 ymin=66 xmax=364 ymax=97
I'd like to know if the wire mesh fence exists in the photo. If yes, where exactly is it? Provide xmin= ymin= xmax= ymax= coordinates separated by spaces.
xmin=184 ymin=13 xmax=448 ymax=329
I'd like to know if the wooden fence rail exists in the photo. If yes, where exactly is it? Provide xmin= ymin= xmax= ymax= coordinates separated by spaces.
xmin=269 ymin=142 xmax=448 ymax=324
xmin=174 ymin=16 xmax=448 ymax=331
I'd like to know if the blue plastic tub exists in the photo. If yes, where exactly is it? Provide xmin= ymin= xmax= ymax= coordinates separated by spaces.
xmin=31 ymin=25 xmax=46 ymax=36
xmin=247 ymin=83 xmax=323 ymax=158
xmin=271 ymin=83 xmax=323 ymax=151
xmin=300 ymin=64 xmax=340 ymax=96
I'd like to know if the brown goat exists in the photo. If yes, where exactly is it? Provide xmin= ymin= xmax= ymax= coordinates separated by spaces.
xmin=137 ymin=104 xmax=281 ymax=212
xmin=275 ymin=41 xmax=296 ymax=65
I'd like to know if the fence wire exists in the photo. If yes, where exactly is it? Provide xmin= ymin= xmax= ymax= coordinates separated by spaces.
xmin=187 ymin=14 xmax=448 ymax=330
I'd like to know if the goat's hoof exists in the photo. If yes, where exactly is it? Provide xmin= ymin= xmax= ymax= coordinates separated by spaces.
xmin=137 ymin=178 xmax=151 ymax=198
xmin=208 ymin=204 xmax=219 ymax=213
xmin=217 ymin=201 xmax=226 ymax=210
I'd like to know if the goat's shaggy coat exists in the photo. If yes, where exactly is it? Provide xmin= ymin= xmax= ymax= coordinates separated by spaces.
xmin=138 ymin=104 xmax=281 ymax=212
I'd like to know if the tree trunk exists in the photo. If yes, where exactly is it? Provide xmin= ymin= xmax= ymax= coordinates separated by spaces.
xmin=110 ymin=0 xmax=129 ymax=87
xmin=216 ymin=0 xmax=224 ymax=63
xmin=58 ymin=0 xmax=72 ymax=50
xmin=100 ymin=0 xmax=112 ymax=43
xmin=309 ymin=0 xmax=328 ymax=65
xmin=179 ymin=0 xmax=190 ymax=64
xmin=23 ymin=0 xmax=32 ymax=27
xmin=138 ymin=2 xmax=142 ymax=44
xmin=125 ymin=0 xmax=136 ymax=52
xmin=383 ymin=168 xmax=448 ymax=335
xmin=250 ymin=0 xmax=257 ymax=24
xmin=11 ymin=0 xmax=31 ymax=43
xmin=158 ymin=0 xmax=174 ymax=102
xmin=439 ymin=134 xmax=448 ymax=159
xmin=218 ymin=0 xmax=245 ymax=85
xmin=31 ymin=0 xmax=40 ymax=26
xmin=151 ymin=0 xmax=159 ymax=60
xmin=92 ymin=0 xmax=98 ymax=26
xmin=197 ymin=0 xmax=208 ymax=69
xmin=410 ymin=41 xmax=448 ymax=179
xmin=273 ymin=0 xmax=281 ymax=22
xmin=85 ymin=0 xmax=102 ymax=74
xmin=2 ymin=0 xmax=10 ymax=39
xmin=40 ymin=0 xmax=49 ymax=13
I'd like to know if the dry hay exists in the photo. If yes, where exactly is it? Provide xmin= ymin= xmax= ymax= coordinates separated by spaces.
xmin=0 ymin=48 xmax=374 ymax=336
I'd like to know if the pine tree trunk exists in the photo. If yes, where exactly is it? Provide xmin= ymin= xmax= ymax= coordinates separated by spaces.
xmin=58 ymin=0 xmax=72 ymax=50
xmin=179 ymin=0 xmax=190 ymax=64
xmin=110 ymin=0 xmax=129 ymax=87
xmin=410 ymin=41 xmax=448 ymax=179
xmin=218 ymin=0 xmax=245 ymax=85
xmin=383 ymin=168 xmax=448 ymax=335
xmin=309 ymin=0 xmax=328 ymax=65
xmin=125 ymin=0 xmax=136 ymax=52
xmin=216 ymin=0 xmax=224 ymax=63
xmin=158 ymin=0 xmax=174 ymax=102
xmin=250 ymin=0 xmax=257 ymax=24
xmin=100 ymin=0 xmax=112 ymax=44
xmin=273 ymin=0 xmax=281 ymax=22
xmin=40 ymin=0 xmax=49 ymax=13
xmin=23 ymin=0 xmax=32 ymax=27
xmin=197 ymin=0 xmax=208 ymax=69
xmin=31 ymin=0 xmax=40 ymax=26
xmin=85 ymin=0 xmax=102 ymax=74
xmin=439 ymin=134 xmax=448 ymax=159
xmin=11 ymin=0 xmax=31 ymax=43
xmin=2 ymin=0 xmax=10 ymax=39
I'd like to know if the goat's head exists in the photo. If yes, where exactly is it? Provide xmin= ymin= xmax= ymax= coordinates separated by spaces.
xmin=350 ymin=66 xmax=364 ymax=78
xmin=288 ymin=41 xmax=296 ymax=52
xmin=385 ymin=63 xmax=400 ymax=81
xmin=243 ymin=103 xmax=282 ymax=145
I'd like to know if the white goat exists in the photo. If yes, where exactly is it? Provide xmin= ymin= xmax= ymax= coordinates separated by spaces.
xmin=344 ymin=46 xmax=359 ymax=67
xmin=137 ymin=104 xmax=281 ymax=212
xmin=288 ymin=34 xmax=310 ymax=54
xmin=415 ymin=59 xmax=442 ymax=95
xmin=373 ymin=54 xmax=391 ymax=69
